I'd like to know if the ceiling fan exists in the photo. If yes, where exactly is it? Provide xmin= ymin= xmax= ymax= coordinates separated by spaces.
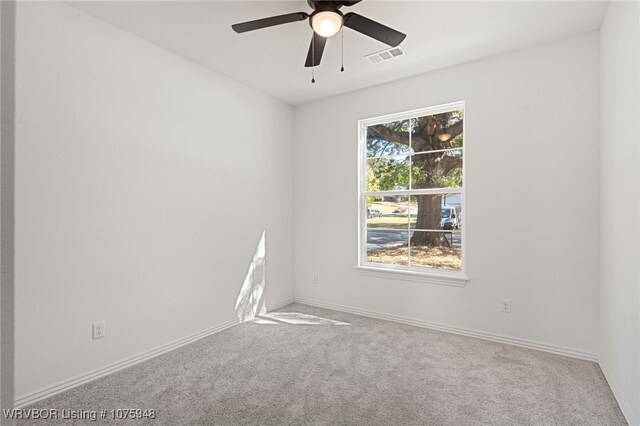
xmin=231 ymin=0 xmax=406 ymax=69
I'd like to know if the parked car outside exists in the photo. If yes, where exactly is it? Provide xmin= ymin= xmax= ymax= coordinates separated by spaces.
xmin=367 ymin=209 xmax=382 ymax=218
xmin=441 ymin=206 xmax=462 ymax=229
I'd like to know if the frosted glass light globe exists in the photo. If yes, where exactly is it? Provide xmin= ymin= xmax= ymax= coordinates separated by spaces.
xmin=312 ymin=11 xmax=343 ymax=37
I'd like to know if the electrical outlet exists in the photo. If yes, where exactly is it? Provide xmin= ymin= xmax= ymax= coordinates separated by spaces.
xmin=312 ymin=274 xmax=319 ymax=285
xmin=92 ymin=321 xmax=105 ymax=339
xmin=500 ymin=299 xmax=511 ymax=313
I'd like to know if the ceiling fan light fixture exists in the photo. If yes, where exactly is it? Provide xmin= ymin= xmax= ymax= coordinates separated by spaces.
xmin=311 ymin=11 xmax=343 ymax=37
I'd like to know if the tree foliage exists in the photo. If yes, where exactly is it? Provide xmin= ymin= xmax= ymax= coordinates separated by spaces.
xmin=366 ymin=111 xmax=464 ymax=247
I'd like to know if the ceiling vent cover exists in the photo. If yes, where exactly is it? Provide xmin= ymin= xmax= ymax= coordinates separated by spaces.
xmin=365 ymin=46 xmax=406 ymax=64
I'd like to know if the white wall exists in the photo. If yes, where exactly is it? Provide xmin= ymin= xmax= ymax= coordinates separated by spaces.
xmin=599 ymin=1 xmax=640 ymax=423
xmin=294 ymin=33 xmax=601 ymax=357
xmin=14 ymin=2 xmax=293 ymax=398
xmin=13 ymin=1 xmax=636 ymax=418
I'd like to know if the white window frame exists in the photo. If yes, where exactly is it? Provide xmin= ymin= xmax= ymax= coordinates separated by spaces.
xmin=356 ymin=101 xmax=469 ymax=286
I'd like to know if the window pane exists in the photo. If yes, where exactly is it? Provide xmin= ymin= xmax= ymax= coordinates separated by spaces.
xmin=366 ymin=230 xmax=409 ymax=266
xmin=410 ymin=194 xmax=462 ymax=230
xmin=360 ymin=104 xmax=465 ymax=274
xmin=366 ymin=156 xmax=410 ymax=192
xmin=366 ymin=196 xmax=409 ymax=229
xmin=410 ymin=110 xmax=464 ymax=153
xmin=409 ymin=230 xmax=461 ymax=271
xmin=366 ymin=120 xmax=411 ymax=158
xmin=410 ymin=149 xmax=463 ymax=190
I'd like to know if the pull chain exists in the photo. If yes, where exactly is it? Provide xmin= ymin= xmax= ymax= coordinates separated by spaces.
xmin=311 ymin=34 xmax=316 ymax=83
xmin=340 ymin=27 xmax=344 ymax=72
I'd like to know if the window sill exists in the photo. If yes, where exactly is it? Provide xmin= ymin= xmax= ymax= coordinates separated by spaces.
xmin=355 ymin=265 xmax=469 ymax=287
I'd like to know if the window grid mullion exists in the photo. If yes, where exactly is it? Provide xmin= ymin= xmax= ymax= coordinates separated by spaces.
xmin=364 ymin=188 xmax=463 ymax=197
xmin=408 ymin=118 xmax=413 ymax=268
xmin=366 ymin=146 xmax=463 ymax=160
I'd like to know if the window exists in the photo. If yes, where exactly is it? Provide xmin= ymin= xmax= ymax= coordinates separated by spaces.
xmin=358 ymin=102 xmax=466 ymax=281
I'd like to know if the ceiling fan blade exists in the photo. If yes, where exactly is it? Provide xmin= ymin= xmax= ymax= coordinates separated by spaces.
xmin=307 ymin=0 xmax=361 ymax=9
xmin=343 ymin=12 xmax=406 ymax=47
xmin=304 ymin=32 xmax=327 ymax=67
xmin=232 ymin=12 xmax=308 ymax=33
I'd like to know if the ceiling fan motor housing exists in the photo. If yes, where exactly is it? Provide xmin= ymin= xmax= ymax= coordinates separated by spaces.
xmin=307 ymin=1 xmax=350 ymax=10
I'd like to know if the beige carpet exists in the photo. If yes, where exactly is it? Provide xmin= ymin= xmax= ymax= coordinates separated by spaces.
xmin=18 ymin=303 xmax=626 ymax=425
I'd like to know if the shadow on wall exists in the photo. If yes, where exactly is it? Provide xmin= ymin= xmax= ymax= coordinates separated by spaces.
xmin=235 ymin=230 xmax=266 ymax=322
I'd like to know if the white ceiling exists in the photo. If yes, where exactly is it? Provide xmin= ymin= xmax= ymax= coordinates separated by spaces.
xmin=66 ymin=1 xmax=609 ymax=106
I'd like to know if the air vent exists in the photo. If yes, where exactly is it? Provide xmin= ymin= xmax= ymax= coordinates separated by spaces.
xmin=365 ymin=46 xmax=406 ymax=64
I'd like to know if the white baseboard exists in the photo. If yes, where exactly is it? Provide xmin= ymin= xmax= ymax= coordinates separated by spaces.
xmin=15 ymin=297 xmax=296 ymax=408
xmin=14 ymin=295 xmax=602 ymax=410
xmin=599 ymin=359 xmax=639 ymax=425
xmin=268 ymin=297 xmax=295 ymax=311
xmin=294 ymin=297 xmax=599 ymax=362
xmin=15 ymin=317 xmax=239 ymax=408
